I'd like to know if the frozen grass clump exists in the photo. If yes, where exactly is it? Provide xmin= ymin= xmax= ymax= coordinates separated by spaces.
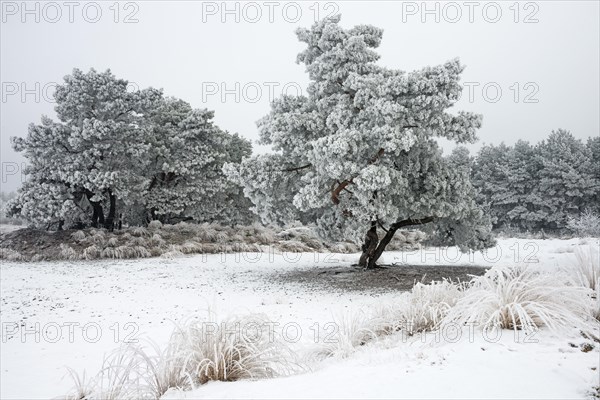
xmin=310 ymin=310 xmax=378 ymax=360
xmin=150 ymin=233 xmax=166 ymax=247
xmin=0 ymin=248 xmax=24 ymax=261
xmin=161 ymin=249 xmax=185 ymax=259
xmin=82 ymin=245 xmax=100 ymax=260
xmin=89 ymin=229 xmax=106 ymax=237
xmin=180 ymin=314 xmax=297 ymax=385
xmin=65 ymin=346 xmax=151 ymax=400
xmin=277 ymin=240 xmax=312 ymax=253
xmin=328 ymin=241 xmax=359 ymax=253
xmin=130 ymin=227 xmax=150 ymax=237
xmin=88 ymin=232 xmax=107 ymax=246
xmin=592 ymin=286 xmax=600 ymax=321
xmin=276 ymin=226 xmax=324 ymax=250
xmin=178 ymin=241 xmax=203 ymax=254
xmin=70 ymin=230 xmax=86 ymax=242
xmin=572 ymin=245 xmax=600 ymax=291
xmin=128 ymin=236 xmax=148 ymax=247
xmin=443 ymin=265 xmax=592 ymax=333
xmin=148 ymin=220 xmax=163 ymax=230
xmin=386 ymin=230 xmax=427 ymax=251
xmin=59 ymin=244 xmax=79 ymax=260
xmin=373 ymin=279 xmax=464 ymax=336
xmin=239 ymin=223 xmax=277 ymax=245
xmin=64 ymin=313 xmax=299 ymax=399
xmin=192 ymin=223 xmax=219 ymax=242
xmin=99 ymin=245 xmax=150 ymax=259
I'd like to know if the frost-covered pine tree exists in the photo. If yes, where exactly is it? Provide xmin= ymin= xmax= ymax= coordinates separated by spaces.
xmin=473 ymin=132 xmax=598 ymax=233
xmin=473 ymin=141 xmax=544 ymax=231
xmin=226 ymin=16 xmax=494 ymax=268
xmin=586 ymin=136 xmax=600 ymax=214
xmin=9 ymin=69 xmax=253 ymax=229
xmin=144 ymin=97 xmax=254 ymax=225
xmin=534 ymin=129 xmax=597 ymax=231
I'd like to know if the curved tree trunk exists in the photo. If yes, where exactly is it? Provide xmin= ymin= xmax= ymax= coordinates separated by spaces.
xmin=365 ymin=217 xmax=435 ymax=269
xmin=358 ymin=221 xmax=379 ymax=268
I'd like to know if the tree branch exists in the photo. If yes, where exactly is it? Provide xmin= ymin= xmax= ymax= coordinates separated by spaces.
xmin=282 ymin=164 xmax=312 ymax=172
xmin=390 ymin=216 xmax=435 ymax=230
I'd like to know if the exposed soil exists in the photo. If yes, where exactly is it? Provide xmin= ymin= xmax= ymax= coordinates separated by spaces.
xmin=276 ymin=264 xmax=488 ymax=293
xmin=0 ymin=228 xmax=74 ymax=260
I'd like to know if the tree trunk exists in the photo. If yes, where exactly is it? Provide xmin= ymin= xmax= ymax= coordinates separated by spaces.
xmin=366 ymin=217 xmax=435 ymax=269
xmin=90 ymin=200 xmax=104 ymax=228
xmin=358 ymin=221 xmax=379 ymax=268
xmin=104 ymin=192 xmax=117 ymax=231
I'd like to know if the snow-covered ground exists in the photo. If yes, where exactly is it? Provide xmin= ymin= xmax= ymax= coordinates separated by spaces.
xmin=1 ymin=237 xmax=598 ymax=399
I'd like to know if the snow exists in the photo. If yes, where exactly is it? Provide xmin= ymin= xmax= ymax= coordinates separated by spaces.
xmin=0 ymin=224 xmax=25 ymax=235
xmin=1 ymin=237 xmax=598 ymax=399
xmin=164 ymin=329 xmax=598 ymax=400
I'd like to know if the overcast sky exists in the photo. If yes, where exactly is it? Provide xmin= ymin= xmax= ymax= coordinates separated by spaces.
xmin=1 ymin=0 xmax=599 ymax=191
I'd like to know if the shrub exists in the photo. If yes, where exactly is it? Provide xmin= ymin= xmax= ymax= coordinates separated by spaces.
xmin=443 ymin=265 xmax=592 ymax=333
xmin=567 ymin=210 xmax=600 ymax=237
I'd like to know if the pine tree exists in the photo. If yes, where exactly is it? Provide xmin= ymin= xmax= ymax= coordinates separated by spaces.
xmin=226 ymin=16 xmax=494 ymax=268
xmin=8 ymin=69 xmax=253 ymax=229
xmin=534 ymin=129 xmax=596 ymax=231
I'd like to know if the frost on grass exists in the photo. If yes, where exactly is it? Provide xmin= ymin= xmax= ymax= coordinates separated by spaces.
xmin=65 ymin=313 xmax=299 ymax=399
xmin=443 ymin=264 xmax=593 ymax=333
xmin=309 ymin=280 xmax=465 ymax=360
xmin=571 ymin=245 xmax=600 ymax=291
xmin=374 ymin=279 xmax=465 ymax=336
xmin=1 ymin=222 xmax=372 ymax=262
xmin=0 ymin=248 xmax=24 ymax=261
xmin=309 ymin=309 xmax=378 ymax=360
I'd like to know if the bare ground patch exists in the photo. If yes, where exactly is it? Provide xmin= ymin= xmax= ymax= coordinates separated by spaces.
xmin=275 ymin=264 xmax=488 ymax=293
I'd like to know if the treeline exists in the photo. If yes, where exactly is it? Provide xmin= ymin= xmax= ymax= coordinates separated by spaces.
xmin=5 ymin=67 xmax=598 ymax=240
xmin=471 ymin=129 xmax=599 ymax=234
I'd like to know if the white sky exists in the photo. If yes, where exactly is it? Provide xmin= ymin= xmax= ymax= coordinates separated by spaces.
xmin=1 ymin=0 xmax=599 ymax=191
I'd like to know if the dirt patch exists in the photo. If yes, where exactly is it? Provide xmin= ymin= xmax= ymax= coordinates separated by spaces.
xmin=0 ymin=228 xmax=74 ymax=260
xmin=276 ymin=264 xmax=488 ymax=293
